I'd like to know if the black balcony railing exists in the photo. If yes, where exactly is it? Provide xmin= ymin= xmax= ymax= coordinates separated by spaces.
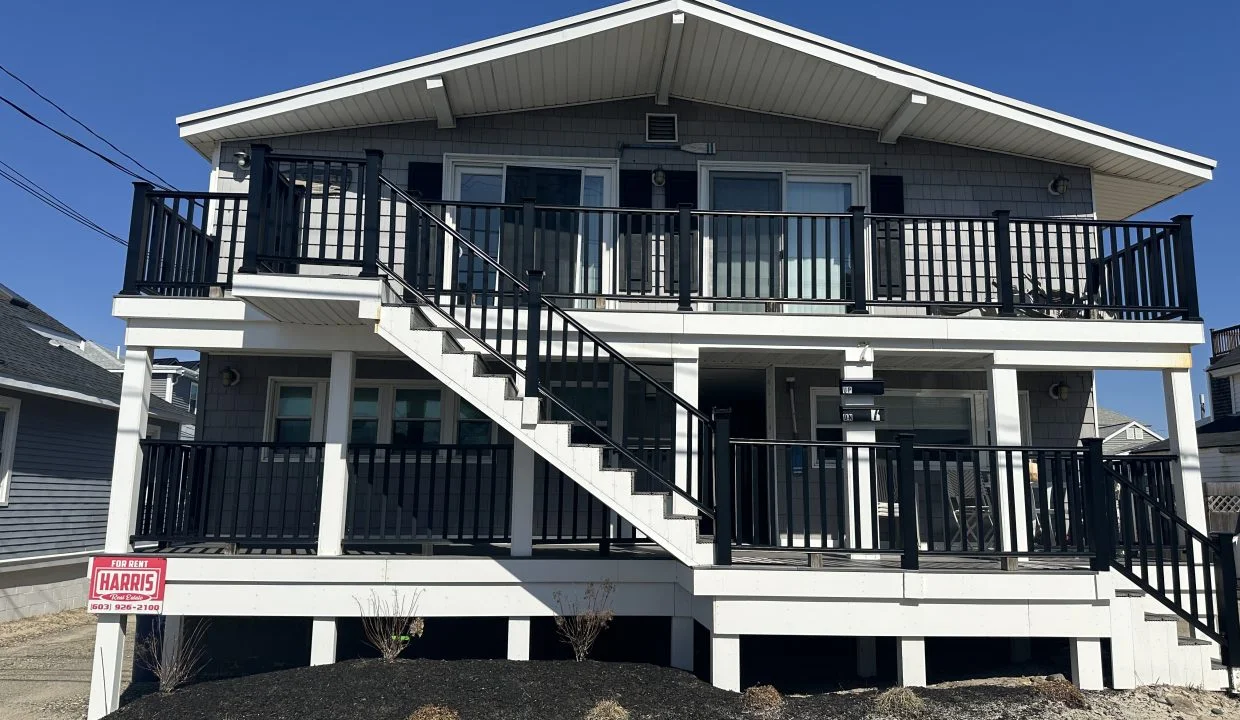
xmin=1213 ymin=323 xmax=1240 ymax=358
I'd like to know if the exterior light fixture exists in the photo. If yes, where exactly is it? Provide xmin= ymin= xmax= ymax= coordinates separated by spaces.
xmin=220 ymin=367 xmax=242 ymax=387
xmin=1047 ymin=174 xmax=1070 ymax=196
xmin=651 ymin=166 xmax=667 ymax=187
xmin=1048 ymin=381 xmax=1070 ymax=401
xmin=234 ymin=151 xmax=251 ymax=169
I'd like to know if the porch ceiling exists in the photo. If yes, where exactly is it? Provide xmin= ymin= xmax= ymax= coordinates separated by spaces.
xmin=177 ymin=0 xmax=1214 ymax=219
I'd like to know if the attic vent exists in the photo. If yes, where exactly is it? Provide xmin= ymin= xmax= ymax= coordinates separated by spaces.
xmin=646 ymin=113 xmax=678 ymax=143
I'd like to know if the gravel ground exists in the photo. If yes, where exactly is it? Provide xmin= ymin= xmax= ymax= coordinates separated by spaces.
xmin=0 ymin=609 xmax=116 ymax=720
xmin=102 ymin=658 xmax=1240 ymax=720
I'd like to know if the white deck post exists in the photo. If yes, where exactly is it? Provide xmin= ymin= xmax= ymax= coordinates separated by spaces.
xmin=897 ymin=636 xmax=926 ymax=687
xmin=311 ymin=350 xmax=354 ymax=665
xmin=1163 ymin=368 xmax=1207 ymax=532
xmin=673 ymin=355 xmax=700 ymax=516
xmin=88 ymin=346 xmax=151 ymax=720
xmin=507 ymin=617 xmax=531 ymax=660
xmin=843 ymin=347 xmax=875 ymax=553
xmin=1070 ymin=637 xmax=1104 ymax=690
xmin=511 ymin=443 xmax=536 ymax=556
xmin=987 ymin=365 xmax=1028 ymax=553
xmin=710 ymin=632 xmax=741 ymax=691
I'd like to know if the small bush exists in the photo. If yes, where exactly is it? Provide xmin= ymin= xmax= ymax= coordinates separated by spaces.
xmin=584 ymin=699 xmax=630 ymax=720
xmin=873 ymin=687 xmax=925 ymax=718
xmin=408 ymin=705 xmax=459 ymax=720
xmin=357 ymin=589 xmax=426 ymax=662
xmin=553 ymin=581 xmax=616 ymax=662
xmin=741 ymin=684 xmax=784 ymax=718
xmin=1035 ymin=676 xmax=1087 ymax=709
xmin=134 ymin=618 xmax=210 ymax=694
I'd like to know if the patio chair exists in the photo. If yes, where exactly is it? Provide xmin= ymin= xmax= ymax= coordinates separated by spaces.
xmin=944 ymin=464 xmax=994 ymax=549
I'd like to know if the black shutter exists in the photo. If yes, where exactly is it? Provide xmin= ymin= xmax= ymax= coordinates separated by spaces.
xmin=407 ymin=162 xmax=443 ymax=201
xmin=870 ymin=175 xmax=905 ymax=298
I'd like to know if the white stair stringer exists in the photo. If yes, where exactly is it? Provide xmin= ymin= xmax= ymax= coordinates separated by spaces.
xmin=1111 ymin=579 xmax=1228 ymax=690
xmin=373 ymin=304 xmax=715 ymax=567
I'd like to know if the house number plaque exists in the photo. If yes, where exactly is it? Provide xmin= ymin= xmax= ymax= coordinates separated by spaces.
xmin=839 ymin=379 xmax=885 ymax=396
xmin=840 ymin=407 xmax=884 ymax=423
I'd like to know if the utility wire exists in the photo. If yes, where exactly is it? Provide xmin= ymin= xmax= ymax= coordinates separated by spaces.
xmin=0 ymin=159 xmax=127 ymax=246
xmin=0 ymin=63 xmax=177 ymax=190
xmin=0 ymin=93 xmax=170 ymax=190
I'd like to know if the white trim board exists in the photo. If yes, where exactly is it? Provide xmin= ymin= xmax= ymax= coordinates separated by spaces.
xmin=0 ymin=394 xmax=20 ymax=505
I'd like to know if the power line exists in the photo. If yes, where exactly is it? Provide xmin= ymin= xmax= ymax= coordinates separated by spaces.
xmin=0 ymin=92 xmax=169 ymax=190
xmin=0 ymin=63 xmax=177 ymax=189
xmin=0 ymin=159 xmax=127 ymax=246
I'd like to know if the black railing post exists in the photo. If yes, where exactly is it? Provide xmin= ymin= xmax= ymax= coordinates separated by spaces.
xmin=713 ymin=408 xmax=732 ymax=566
xmin=522 ymin=196 xmax=537 ymax=274
xmin=240 ymin=144 xmax=271 ymax=273
xmin=897 ymin=433 xmax=919 ymax=571
xmin=1083 ymin=437 xmax=1113 ymax=572
xmin=360 ymin=148 xmax=384 ymax=277
xmin=993 ymin=210 xmax=1016 ymax=316
xmin=1213 ymin=532 xmax=1240 ymax=666
xmin=524 ymin=269 xmax=545 ymax=399
xmin=677 ymin=203 xmax=693 ymax=311
xmin=1172 ymin=214 xmax=1201 ymax=321
xmin=847 ymin=205 xmax=868 ymax=314
xmin=122 ymin=181 xmax=154 ymax=294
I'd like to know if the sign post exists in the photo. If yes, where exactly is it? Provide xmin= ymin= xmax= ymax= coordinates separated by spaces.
xmin=87 ymin=556 xmax=167 ymax=615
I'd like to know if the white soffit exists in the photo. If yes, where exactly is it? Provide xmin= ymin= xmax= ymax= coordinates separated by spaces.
xmin=177 ymin=0 xmax=1215 ymax=218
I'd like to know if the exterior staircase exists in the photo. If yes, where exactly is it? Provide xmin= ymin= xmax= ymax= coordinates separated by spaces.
xmin=1111 ymin=584 xmax=1228 ymax=689
xmin=371 ymin=301 xmax=716 ymax=566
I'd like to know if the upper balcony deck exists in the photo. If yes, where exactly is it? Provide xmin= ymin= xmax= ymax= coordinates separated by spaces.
xmin=120 ymin=150 xmax=1202 ymax=325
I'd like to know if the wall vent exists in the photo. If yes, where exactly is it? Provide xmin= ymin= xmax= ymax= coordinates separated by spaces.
xmin=646 ymin=113 xmax=678 ymax=143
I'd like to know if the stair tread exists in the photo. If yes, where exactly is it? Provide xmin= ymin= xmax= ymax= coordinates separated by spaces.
xmin=1178 ymin=637 xmax=1213 ymax=647
xmin=1145 ymin=612 xmax=1179 ymax=622
xmin=1115 ymin=589 xmax=1146 ymax=597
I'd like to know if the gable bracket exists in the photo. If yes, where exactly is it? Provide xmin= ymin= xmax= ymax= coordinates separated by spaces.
xmin=655 ymin=12 xmax=686 ymax=106
xmin=878 ymin=92 xmax=928 ymax=144
xmin=426 ymin=77 xmax=456 ymax=129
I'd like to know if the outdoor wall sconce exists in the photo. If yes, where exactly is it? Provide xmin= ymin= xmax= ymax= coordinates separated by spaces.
xmin=651 ymin=166 xmax=667 ymax=187
xmin=1048 ymin=381 xmax=1070 ymax=401
xmin=220 ymin=367 xmax=242 ymax=387
xmin=234 ymin=151 xmax=251 ymax=169
xmin=1047 ymin=174 xmax=1070 ymax=196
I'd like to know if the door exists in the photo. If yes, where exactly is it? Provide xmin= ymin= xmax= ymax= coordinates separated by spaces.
xmin=710 ymin=172 xmax=781 ymax=311
xmin=784 ymin=177 xmax=853 ymax=312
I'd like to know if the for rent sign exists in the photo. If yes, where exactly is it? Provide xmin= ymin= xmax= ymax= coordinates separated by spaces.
xmin=87 ymin=556 xmax=167 ymax=615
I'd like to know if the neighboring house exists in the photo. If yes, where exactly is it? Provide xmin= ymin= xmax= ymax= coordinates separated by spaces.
xmin=87 ymin=2 xmax=1224 ymax=716
xmin=1096 ymin=407 xmax=1165 ymax=455
xmin=151 ymin=358 xmax=199 ymax=439
xmin=0 ymin=283 xmax=193 ymax=622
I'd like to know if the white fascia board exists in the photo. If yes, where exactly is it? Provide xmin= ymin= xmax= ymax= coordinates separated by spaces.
xmin=230 ymin=274 xmax=385 ymax=304
xmin=112 ymin=296 xmax=262 ymax=322
xmin=877 ymin=92 xmax=927 ymax=144
xmin=124 ymin=320 xmax=396 ymax=355
xmin=655 ymin=11 xmax=686 ymax=105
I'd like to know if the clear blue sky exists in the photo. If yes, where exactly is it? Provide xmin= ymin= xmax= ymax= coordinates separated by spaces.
xmin=1 ymin=1 xmax=1235 ymax=432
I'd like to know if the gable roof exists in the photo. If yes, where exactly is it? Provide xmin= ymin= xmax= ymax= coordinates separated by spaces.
xmin=177 ymin=0 xmax=1215 ymax=219
xmin=0 ymin=285 xmax=193 ymax=424
xmin=1096 ymin=407 xmax=1165 ymax=443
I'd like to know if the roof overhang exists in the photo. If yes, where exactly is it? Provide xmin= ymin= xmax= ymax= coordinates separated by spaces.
xmin=177 ymin=0 xmax=1215 ymax=219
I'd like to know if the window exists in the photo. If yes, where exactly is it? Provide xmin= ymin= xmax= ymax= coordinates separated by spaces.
xmin=188 ymin=382 xmax=199 ymax=415
xmin=0 ymin=396 xmax=20 ymax=505
xmin=273 ymin=385 xmax=314 ymax=442
xmin=1125 ymin=425 xmax=1143 ymax=441
xmin=351 ymin=387 xmax=380 ymax=444
xmin=457 ymin=401 xmax=493 ymax=444
xmin=393 ymin=388 xmax=442 ymax=446
xmin=811 ymin=389 xmax=980 ymax=445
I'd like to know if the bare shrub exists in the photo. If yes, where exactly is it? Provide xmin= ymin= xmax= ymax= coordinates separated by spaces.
xmin=873 ymin=687 xmax=925 ymax=718
xmin=356 ymin=589 xmax=425 ymax=662
xmin=553 ymin=581 xmax=616 ymax=662
xmin=134 ymin=618 xmax=210 ymax=694
xmin=741 ymin=684 xmax=784 ymax=718
xmin=1035 ymin=675 xmax=1087 ymax=709
xmin=408 ymin=705 xmax=459 ymax=720
xmin=584 ymin=699 xmax=630 ymax=720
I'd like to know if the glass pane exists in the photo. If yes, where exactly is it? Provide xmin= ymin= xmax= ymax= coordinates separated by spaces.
xmin=394 ymin=389 xmax=441 ymax=420
xmin=458 ymin=400 xmax=486 ymax=421
xmin=277 ymin=386 xmax=313 ymax=417
xmin=786 ymin=181 xmax=851 ymax=302
xmin=814 ymin=394 xmax=841 ymax=427
xmin=459 ymin=173 xmax=502 ymax=203
xmin=786 ymin=181 xmax=852 ymax=213
xmin=275 ymin=418 xmax=312 ymax=443
xmin=393 ymin=420 xmax=441 ymax=446
xmin=351 ymin=419 xmax=379 ymax=445
xmin=711 ymin=173 xmax=781 ymax=301
xmin=352 ymin=387 xmax=380 ymax=418
xmin=504 ymin=166 xmax=582 ymax=205
xmin=457 ymin=420 xmax=492 ymax=445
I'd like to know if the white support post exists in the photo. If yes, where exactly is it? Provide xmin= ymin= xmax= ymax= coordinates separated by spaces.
xmin=510 ymin=444 xmax=536 ymax=556
xmin=987 ymin=366 xmax=1028 ymax=553
xmin=310 ymin=617 xmax=337 ymax=666
xmin=508 ymin=617 xmax=531 ymax=661
xmin=857 ymin=636 xmax=877 ymax=678
xmin=89 ymin=346 xmax=151 ymax=720
xmin=1164 ymin=369 xmax=1207 ymax=532
xmin=897 ymin=636 xmax=926 ymax=687
xmin=671 ymin=616 xmax=694 ymax=671
xmin=843 ymin=347 xmax=875 ymax=553
xmin=710 ymin=632 xmax=741 ymax=692
xmin=673 ymin=356 xmax=700 ymax=516
xmin=1070 ymin=637 xmax=1104 ymax=690
xmin=318 ymin=350 xmax=355 ymax=557
xmin=87 ymin=615 xmax=128 ymax=720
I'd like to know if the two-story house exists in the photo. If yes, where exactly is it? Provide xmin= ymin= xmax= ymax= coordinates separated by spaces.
xmin=87 ymin=2 xmax=1229 ymax=717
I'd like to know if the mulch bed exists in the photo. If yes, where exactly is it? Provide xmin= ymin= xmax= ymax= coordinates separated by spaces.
xmin=105 ymin=658 xmax=1070 ymax=720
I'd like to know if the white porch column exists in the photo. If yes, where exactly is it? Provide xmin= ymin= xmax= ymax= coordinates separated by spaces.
xmin=507 ymin=617 xmax=531 ymax=660
xmin=1164 ymin=368 xmax=1207 ymax=532
xmin=843 ymin=347 xmax=875 ymax=552
xmin=987 ymin=366 xmax=1028 ymax=553
xmin=311 ymin=351 xmax=354 ymax=666
xmin=510 ymin=443 xmax=536 ymax=556
xmin=671 ymin=616 xmax=694 ymax=671
xmin=672 ymin=355 xmax=700 ymax=516
xmin=1070 ymin=637 xmax=1104 ymax=690
xmin=309 ymin=617 xmax=337 ymax=666
xmin=710 ymin=632 xmax=741 ymax=692
xmin=88 ymin=347 xmax=151 ymax=720
xmin=897 ymin=636 xmax=926 ymax=687
xmin=857 ymin=636 xmax=877 ymax=678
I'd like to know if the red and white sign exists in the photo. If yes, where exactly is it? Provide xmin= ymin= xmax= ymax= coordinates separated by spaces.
xmin=87 ymin=556 xmax=167 ymax=615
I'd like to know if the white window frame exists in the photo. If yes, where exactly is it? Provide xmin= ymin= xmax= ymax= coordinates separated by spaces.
xmin=0 ymin=395 xmax=20 ymax=506
xmin=263 ymin=378 xmax=327 ymax=443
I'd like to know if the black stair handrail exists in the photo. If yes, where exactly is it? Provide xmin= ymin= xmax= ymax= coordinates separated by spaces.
xmin=1105 ymin=464 xmax=1240 ymax=655
xmin=376 ymin=176 xmax=715 ymax=517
